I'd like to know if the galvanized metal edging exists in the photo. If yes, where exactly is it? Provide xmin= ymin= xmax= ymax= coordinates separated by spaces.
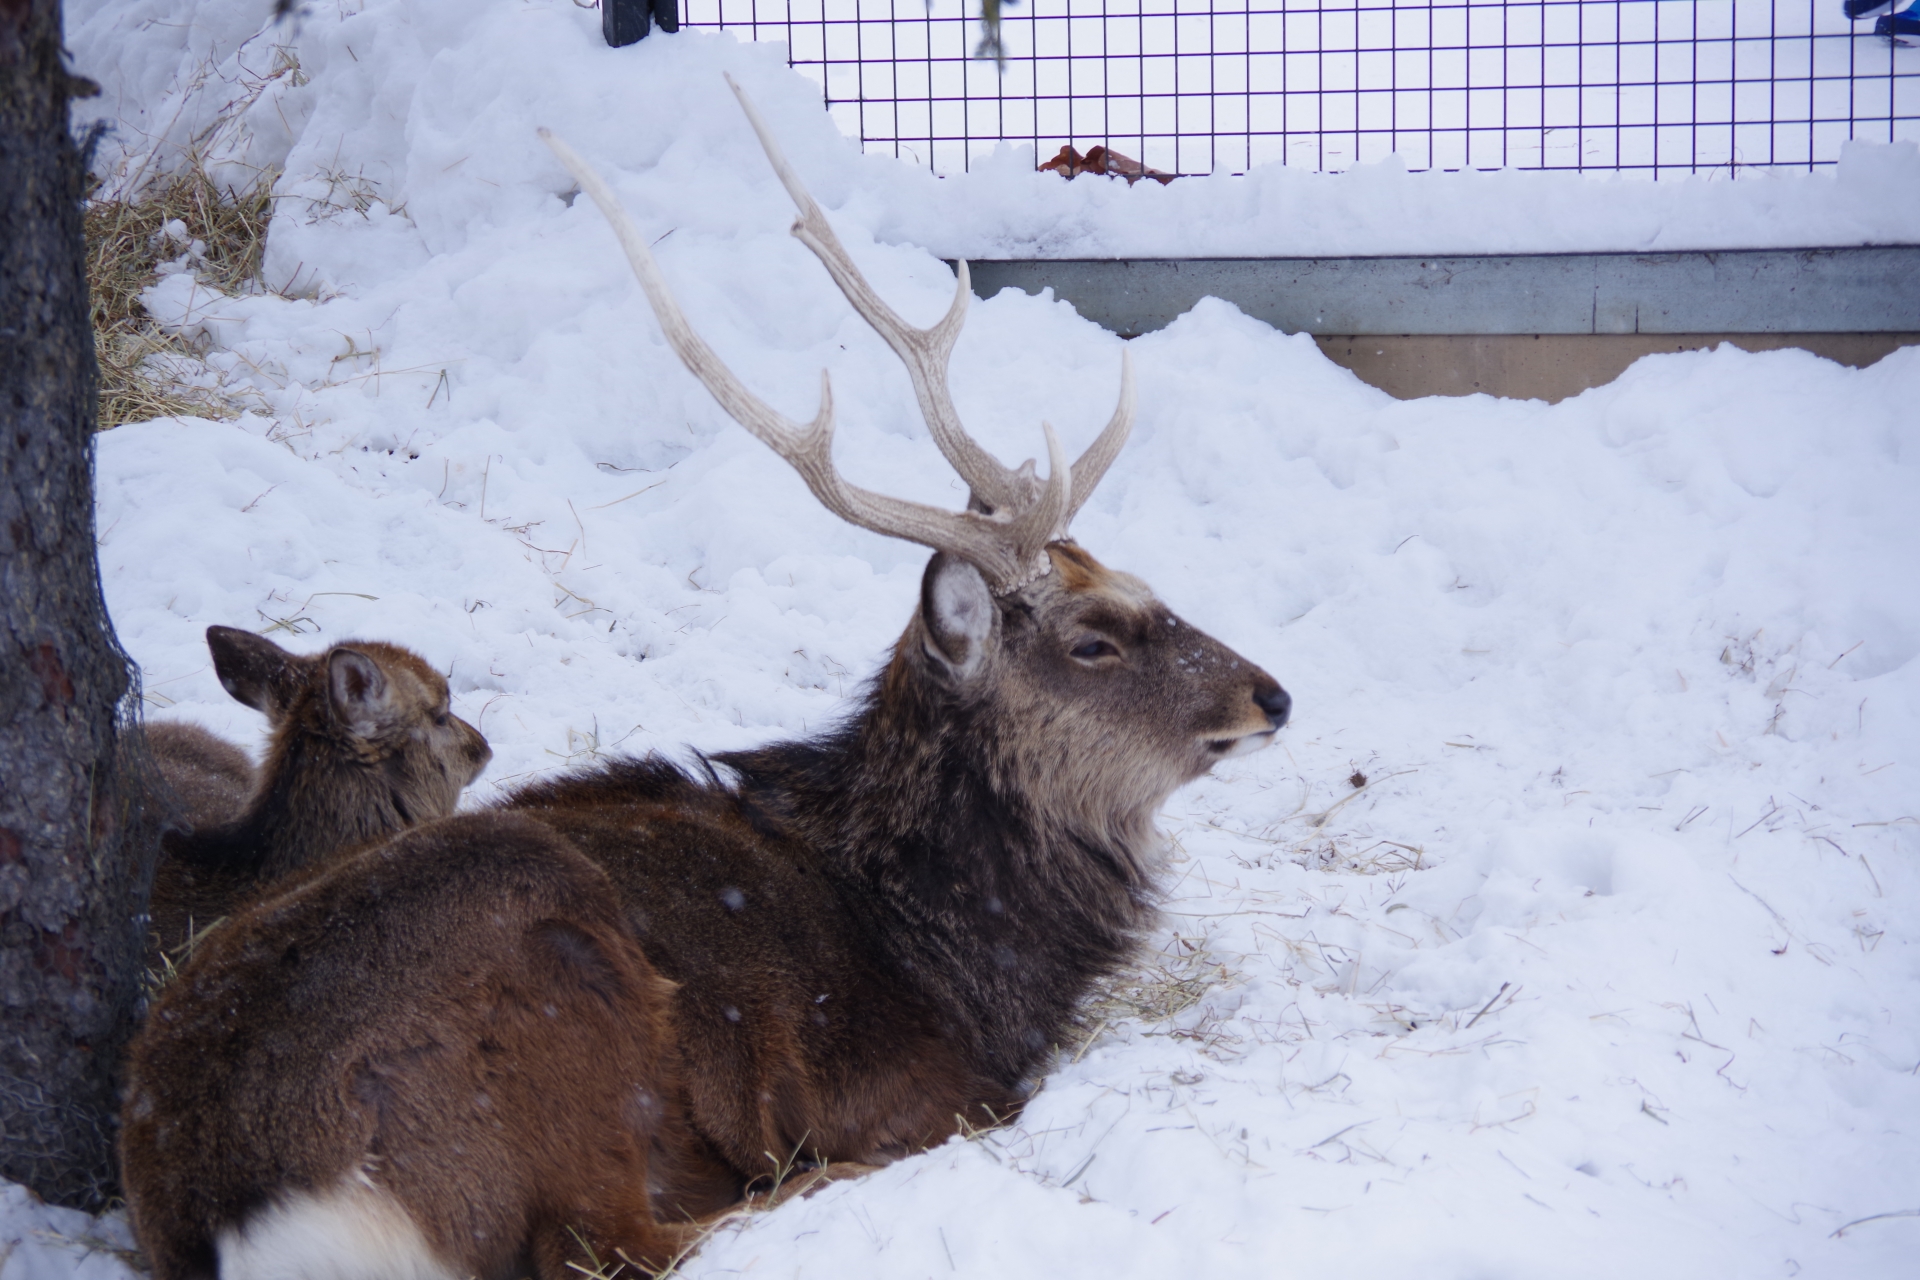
xmin=957 ymin=247 xmax=1920 ymax=338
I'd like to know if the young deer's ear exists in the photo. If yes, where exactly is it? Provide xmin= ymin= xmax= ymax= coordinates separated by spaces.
xmin=920 ymin=553 xmax=995 ymax=683
xmin=207 ymin=626 xmax=303 ymax=720
xmin=326 ymin=648 xmax=394 ymax=739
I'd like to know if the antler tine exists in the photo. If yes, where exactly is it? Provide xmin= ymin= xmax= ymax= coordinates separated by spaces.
xmin=723 ymin=74 xmax=1029 ymax=517
xmin=1017 ymin=421 xmax=1073 ymax=566
xmin=1062 ymin=347 xmax=1135 ymax=529
xmin=540 ymin=127 xmax=1060 ymax=592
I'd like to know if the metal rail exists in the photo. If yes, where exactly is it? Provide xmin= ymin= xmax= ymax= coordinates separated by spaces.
xmin=959 ymin=246 xmax=1920 ymax=335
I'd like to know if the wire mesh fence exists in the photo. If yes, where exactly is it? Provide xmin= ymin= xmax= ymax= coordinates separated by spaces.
xmin=681 ymin=0 xmax=1920 ymax=176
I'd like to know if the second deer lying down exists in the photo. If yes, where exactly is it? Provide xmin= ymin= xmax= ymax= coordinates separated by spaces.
xmin=122 ymin=81 xmax=1291 ymax=1280
xmin=145 ymin=626 xmax=492 ymax=961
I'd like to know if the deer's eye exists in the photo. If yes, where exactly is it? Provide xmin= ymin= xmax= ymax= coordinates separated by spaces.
xmin=1070 ymin=638 xmax=1120 ymax=662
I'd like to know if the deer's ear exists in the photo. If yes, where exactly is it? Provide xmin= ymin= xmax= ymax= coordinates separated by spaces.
xmin=207 ymin=626 xmax=303 ymax=720
xmin=920 ymin=553 xmax=995 ymax=682
xmin=326 ymin=648 xmax=394 ymax=738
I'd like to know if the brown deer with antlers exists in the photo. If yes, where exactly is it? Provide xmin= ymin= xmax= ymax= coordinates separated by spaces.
xmin=145 ymin=626 xmax=492 ymax=962
xmin=120 ymin=79 xmax=1290 ymax=1280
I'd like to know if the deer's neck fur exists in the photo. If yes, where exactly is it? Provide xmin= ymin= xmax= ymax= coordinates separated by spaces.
xmin=176 ymin=727 xmax=419 ymax=884
xmin=718 ymin=646 xmax=1165 ymax=1087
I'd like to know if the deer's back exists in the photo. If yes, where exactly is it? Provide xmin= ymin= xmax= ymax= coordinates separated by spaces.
xmin=149 ymin=723 xmax=256 ymax=831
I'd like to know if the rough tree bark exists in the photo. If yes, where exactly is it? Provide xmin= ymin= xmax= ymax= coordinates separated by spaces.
xmin=0 ymin=0 xmax=157 ymax=1210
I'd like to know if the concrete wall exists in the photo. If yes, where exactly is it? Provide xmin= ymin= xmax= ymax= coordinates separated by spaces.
xmin=1310 ymin=332 xmax=1920 ymax=403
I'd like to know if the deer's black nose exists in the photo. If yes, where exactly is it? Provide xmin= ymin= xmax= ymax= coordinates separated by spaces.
xmin=1254 ymin=684 xmax=1291 ymax=729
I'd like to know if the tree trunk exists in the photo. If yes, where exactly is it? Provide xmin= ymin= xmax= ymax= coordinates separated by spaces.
xmin=0 ymin=0 xmax=156 ymax=1211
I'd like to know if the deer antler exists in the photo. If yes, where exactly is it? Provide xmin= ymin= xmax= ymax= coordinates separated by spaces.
xmin=721 ymin=76 xmax=1133 ymax=530
xmin=540 ymin=83 xmax=1132 ymax=593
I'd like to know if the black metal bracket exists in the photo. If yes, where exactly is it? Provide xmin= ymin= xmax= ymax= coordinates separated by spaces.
xmin=603 ymin=0 xmax=679 ymax=48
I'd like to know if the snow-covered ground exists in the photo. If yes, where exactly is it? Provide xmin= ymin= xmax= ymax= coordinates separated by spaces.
xmin=14 ymin=1 xmax=1916 ymax=1277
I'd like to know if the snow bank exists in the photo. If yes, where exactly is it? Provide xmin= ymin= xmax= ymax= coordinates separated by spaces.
xmin=0 ymin=1185 xmax=138 ymax=1280
xmin=29 ymin=2 xmax=1920 ymax=1278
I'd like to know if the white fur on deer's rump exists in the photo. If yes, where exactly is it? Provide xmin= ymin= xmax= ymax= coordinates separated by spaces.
xmin=41 ymin=2 xmax=1920 ymax=1279
xmin=214 ymin=1178 xmax=456 ymax=1280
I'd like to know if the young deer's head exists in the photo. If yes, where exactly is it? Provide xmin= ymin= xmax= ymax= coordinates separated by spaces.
xmin=205 ymin=626 xmax=492 ymax=880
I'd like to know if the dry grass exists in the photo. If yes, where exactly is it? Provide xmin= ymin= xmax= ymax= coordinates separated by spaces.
xmin=85 ymin=163 xmax=275 ymax=428
xmin=141 ymin=914 xmax=227 ymax=1001
xmin=1079 ymin=945 xmax=1218 ymax=1030
xmin=1067 ymin=933 xmax=1240 ymax=1060
xmin=561 ymin=1228 xmax=712 ymax=1280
